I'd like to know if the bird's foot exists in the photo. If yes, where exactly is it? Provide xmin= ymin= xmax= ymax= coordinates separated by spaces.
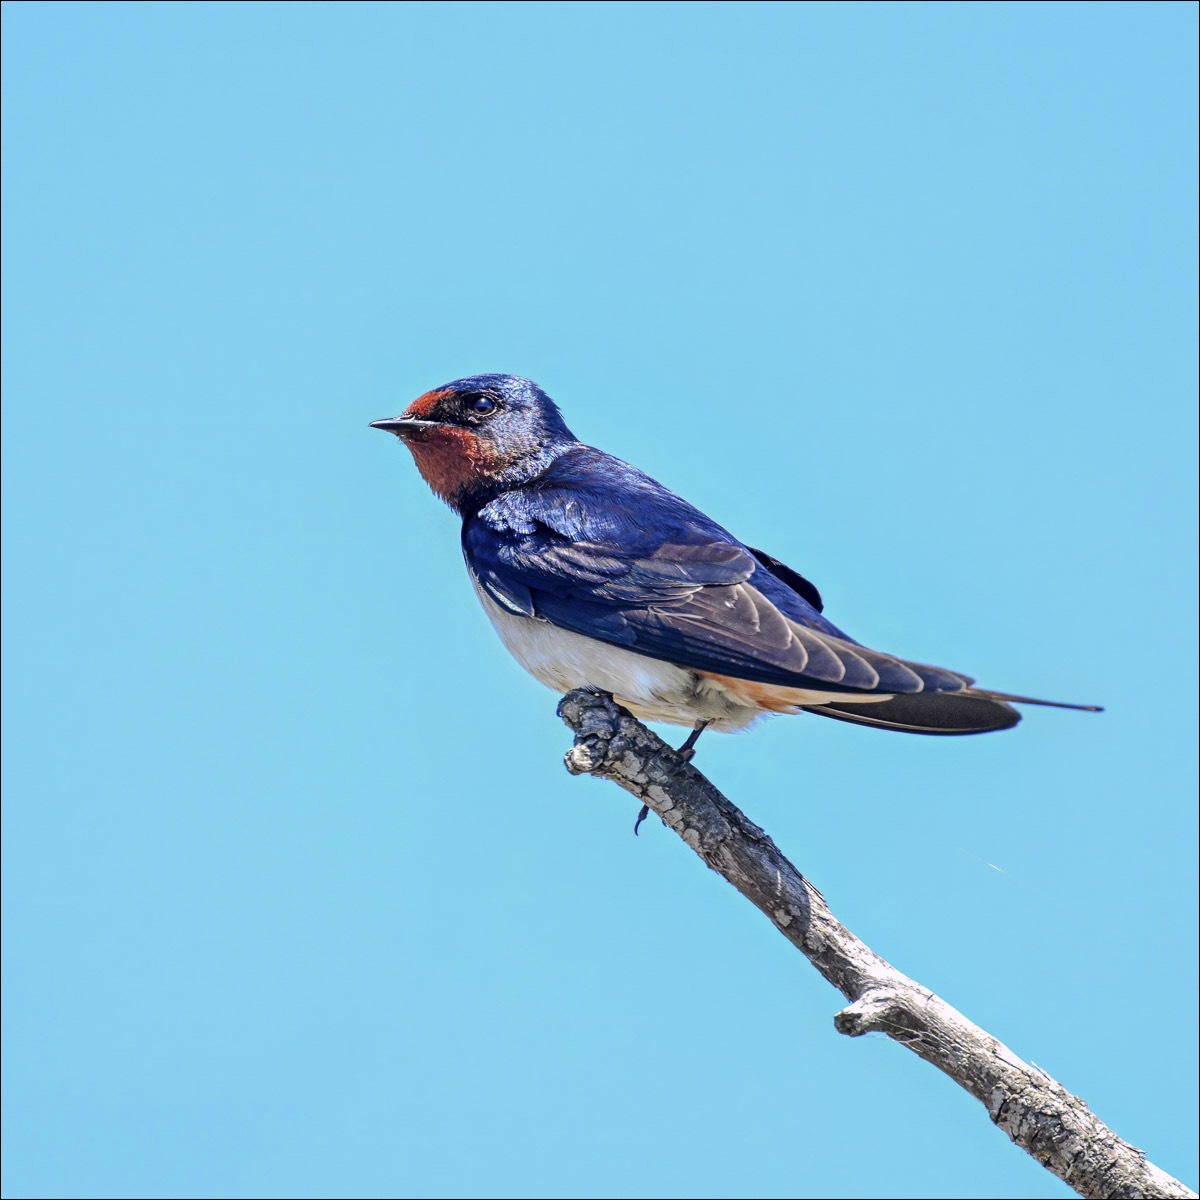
xmin=635 ymin=722 xmax=711 ymax=836
xmin=675 ymin=720 xmax=711 ymax=762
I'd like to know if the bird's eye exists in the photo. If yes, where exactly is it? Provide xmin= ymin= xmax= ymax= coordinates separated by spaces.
xmin=468 ymin=395 xmax=496 ymax=415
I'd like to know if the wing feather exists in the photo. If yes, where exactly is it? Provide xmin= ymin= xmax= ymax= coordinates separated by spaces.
xmin=463 ymin=476 xmax=973 ymax=698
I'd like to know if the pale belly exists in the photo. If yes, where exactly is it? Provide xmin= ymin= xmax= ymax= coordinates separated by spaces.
xmin=472 ymin=582 xmax=888 ymax=731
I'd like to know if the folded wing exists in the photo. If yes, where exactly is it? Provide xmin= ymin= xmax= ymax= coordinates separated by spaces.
xmin=464 ymin=493 xmax=973 ymax=699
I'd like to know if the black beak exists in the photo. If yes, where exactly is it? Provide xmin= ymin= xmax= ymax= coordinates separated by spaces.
xmin=369 ymin=417 xmax=439 ymax=436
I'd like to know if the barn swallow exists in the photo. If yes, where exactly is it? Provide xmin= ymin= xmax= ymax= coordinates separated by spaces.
xmin=372 ymin=374 xmax=1099 ymax=746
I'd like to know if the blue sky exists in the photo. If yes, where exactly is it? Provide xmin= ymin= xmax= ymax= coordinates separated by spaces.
xmin=2 ymin=2 xmax=1196 ymax=1198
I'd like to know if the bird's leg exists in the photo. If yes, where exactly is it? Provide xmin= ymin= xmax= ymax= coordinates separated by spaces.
xmin=635 ymin=721 xmax=712 ymax=834
xmin=676 ymin=720 xmax=711 ymax=763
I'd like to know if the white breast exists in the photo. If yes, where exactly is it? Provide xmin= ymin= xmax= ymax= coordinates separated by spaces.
xmin=469 ymin=577 xmax=767 ymax=730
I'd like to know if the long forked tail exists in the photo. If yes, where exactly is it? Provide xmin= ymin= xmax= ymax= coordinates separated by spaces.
xmin=802 ymin=688 xmax=1102 ymax=736
xmin=967 ymin=688 xmax=1104 ymax=713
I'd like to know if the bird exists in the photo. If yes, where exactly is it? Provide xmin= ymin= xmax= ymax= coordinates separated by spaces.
xmin=371 ymin=374 xmax=1100 ymax=751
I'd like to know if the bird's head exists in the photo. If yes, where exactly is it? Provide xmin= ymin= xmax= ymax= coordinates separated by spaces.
xmin=371 ymin=374 xmax=577 ymax=511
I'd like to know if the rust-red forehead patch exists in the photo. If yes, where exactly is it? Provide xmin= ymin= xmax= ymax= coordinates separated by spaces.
xmin=403 ymin=387 xmax=453 ymax=420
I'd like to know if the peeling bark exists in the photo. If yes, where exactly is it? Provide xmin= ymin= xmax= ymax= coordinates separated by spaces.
xmin=558 ymin=689 xmax=1195 ymax=1200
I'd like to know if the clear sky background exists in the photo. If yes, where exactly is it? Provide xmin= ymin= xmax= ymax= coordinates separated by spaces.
xmin=2 ymin=3 xmax=1197 ymax=1198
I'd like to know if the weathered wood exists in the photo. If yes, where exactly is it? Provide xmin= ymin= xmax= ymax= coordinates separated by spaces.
xmin=557 ymin=688 xmax=1196 ymax=1200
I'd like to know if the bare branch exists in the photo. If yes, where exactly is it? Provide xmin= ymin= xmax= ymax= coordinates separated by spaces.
xmin=557 ymin=689 xmax=1195 ymax=1200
